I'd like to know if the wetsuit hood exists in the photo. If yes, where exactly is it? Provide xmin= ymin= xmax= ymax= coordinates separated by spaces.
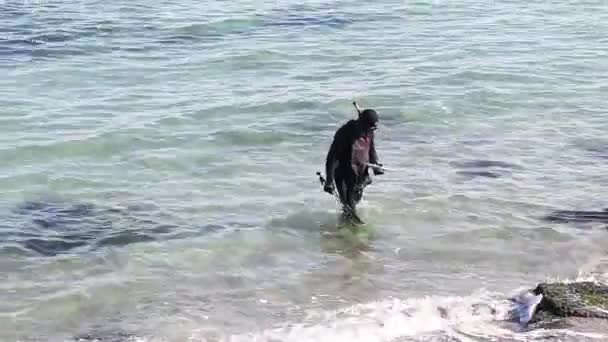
xmin=359 ymin=109 xmax=378 ymax=130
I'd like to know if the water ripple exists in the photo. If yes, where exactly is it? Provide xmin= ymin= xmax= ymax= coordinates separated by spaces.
xmin=1 ymin=0 xmax=608 ymax=340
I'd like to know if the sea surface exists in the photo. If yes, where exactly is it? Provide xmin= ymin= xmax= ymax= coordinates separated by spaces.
xmin=1 ymin=0 xmax=608 ymax=341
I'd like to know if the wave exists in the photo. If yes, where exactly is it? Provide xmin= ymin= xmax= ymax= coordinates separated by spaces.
xmin=15 ymin=271 xmax=605 ymax=342
xmin=181 ymin=286 xmax=606 ymax=342
xmin=179 ymin=270 xmax=608 ymax=342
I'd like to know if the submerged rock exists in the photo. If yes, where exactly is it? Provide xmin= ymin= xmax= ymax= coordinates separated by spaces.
xmin=528 ymin=282 xmax=608 ymax=329
xmin=450 ymin=159 xmax=520 ymax=179
xmin=1 ymin=199 xmax=241 ymax=256
xmin=74 ymin=331 xmax=136 ymax=342
xmin=543 ymin=209 xmax=608 ymax=224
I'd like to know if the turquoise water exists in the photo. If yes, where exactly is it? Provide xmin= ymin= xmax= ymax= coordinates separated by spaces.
xmin=1 ymin=0 xmax=608 ymax=341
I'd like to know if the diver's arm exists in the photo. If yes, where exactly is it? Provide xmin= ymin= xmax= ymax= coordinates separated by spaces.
xmin=369 ymin=133 xmax=383 ymax=175
xmin=325 ymin=123 xmax=350 ymax=184
xmin=369 ymin=133 xmax=379 ymax=165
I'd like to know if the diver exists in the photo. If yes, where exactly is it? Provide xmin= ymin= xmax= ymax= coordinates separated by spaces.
xmin=323 ymin=103 xmax=384 ymax=224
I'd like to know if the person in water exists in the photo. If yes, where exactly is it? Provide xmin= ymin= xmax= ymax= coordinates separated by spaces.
xmin=324 ymin=107 xmax=383 ymax=224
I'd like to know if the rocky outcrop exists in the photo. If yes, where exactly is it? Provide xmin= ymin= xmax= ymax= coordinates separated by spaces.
xmin=528 ymin=282 xmax=608 ymax=329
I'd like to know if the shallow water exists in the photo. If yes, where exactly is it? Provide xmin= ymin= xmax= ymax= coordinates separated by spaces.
xmin=1 ymin=0 xmax=608 ymax=341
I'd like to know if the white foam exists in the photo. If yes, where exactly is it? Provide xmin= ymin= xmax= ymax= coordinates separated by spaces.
xmin=186 ymin=290 xmax=513 ymax=342
xmin=175 ymin=288 xmax=608 ymax=342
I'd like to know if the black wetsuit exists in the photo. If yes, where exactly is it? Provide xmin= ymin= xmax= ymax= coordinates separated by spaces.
xmin=325 ymin=119 xmax=379 ymax=218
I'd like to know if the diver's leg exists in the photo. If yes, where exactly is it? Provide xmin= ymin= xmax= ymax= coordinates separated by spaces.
xmin=349 ymin=190 xmax=364 ymax=225
xmin=344 ymin=179 xmax=364 ymax=225
xmin=334 ymin=174 xmax=352 ymax=223
xmin=348 ymin=171 xmax=371 ymax=224
xmin=334 ymin=172 xmax=351 ymax=224
xmin=334 ymin=170 xmax=347 ymax=205
xmin=353 ymin=183 xmax=363 ymax=205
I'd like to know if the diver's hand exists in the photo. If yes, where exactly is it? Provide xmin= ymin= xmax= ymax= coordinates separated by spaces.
xmin=373 ymin=163 xmax=385 ymax=175
xmin=324 ymin=183 xmax=335 ymax=195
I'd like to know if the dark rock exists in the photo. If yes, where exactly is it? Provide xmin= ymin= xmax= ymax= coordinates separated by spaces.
xmin=1 ymin=200 xmax=231 ymax=257
xmin=544 ymin=209 xmax=608 ymax=224
xmin=73 ymin=331 xmax=135 ymax=342
xmin=24 ymin=238 xmax=88 ymax=256
xmin=451 ymin=160 xmax=521 ymax=169
xmin=531 ymin=282 xmax=608 ymax=325
xmin=457 ymin=170 xmax=502 ymax=179
xmin=451 ymin=159 xmax=520 ymax=179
